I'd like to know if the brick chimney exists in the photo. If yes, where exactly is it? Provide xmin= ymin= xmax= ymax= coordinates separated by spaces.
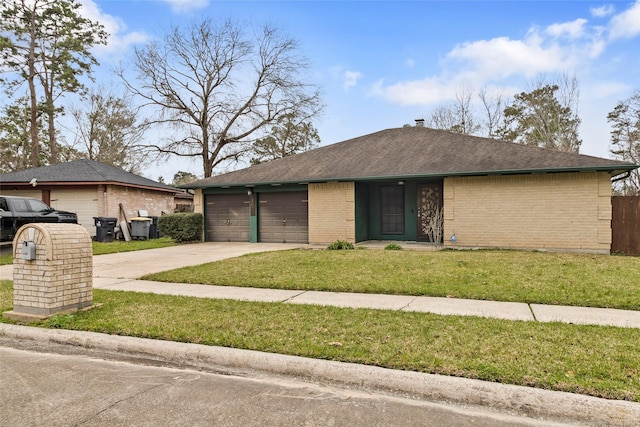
xmin=415 ymin=118 xmax=425 ymax=127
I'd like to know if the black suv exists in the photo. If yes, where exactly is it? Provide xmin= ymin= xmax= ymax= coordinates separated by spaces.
xmin=0 ymin=195 xmax=78 ymax=242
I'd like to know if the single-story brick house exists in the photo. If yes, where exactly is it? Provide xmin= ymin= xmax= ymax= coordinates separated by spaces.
xmin=0 ymin=159 xmax=190 ymax=236
xmin=184 ymin=123 xmax=638 ymax=254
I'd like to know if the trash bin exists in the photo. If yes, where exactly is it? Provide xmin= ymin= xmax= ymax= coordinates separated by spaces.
xmin=148 ymin=216 xmax=160 ymax=239
xmin=130 ymin=217 xmax=152 ymax=240
xmin=94 ymin=217 xmax=118 ymax=242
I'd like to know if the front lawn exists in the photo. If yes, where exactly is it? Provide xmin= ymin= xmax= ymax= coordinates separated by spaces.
xmin=142 ymin=249 xmax=640 ymax=310
xmin=0 ymin=282 xmax=638 ymax=402
xmin=0 ymin=237 xmax=177 ymax=265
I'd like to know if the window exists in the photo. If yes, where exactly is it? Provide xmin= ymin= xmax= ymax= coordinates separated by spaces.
xmin=380 ymin=186 xmax=404 ymax=234
xmin=27 ymin=199 xmax=50 ymax=212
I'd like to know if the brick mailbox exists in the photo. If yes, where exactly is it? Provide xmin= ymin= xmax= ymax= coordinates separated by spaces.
xmin=3 ymin=223 xmax=93 ymax=322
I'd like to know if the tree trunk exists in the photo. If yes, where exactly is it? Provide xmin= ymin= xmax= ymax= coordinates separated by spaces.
xmin=46 ymin=101 xmax=57 ymax=164
xmin=28 ymin=4 xmax=39 ymax=168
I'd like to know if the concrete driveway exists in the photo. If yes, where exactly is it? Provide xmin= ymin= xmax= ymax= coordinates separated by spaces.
xmin=92 ymin=242 xmax=305 ymax=279
xmin=0 ymin=242 xmax=304 ymax=282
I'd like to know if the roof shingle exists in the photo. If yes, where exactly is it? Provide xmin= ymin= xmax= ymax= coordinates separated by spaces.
xmin=0 ymin=159 xmax=179 ymax=193
xmin=187 ymin=127 xmax=638 ymax=187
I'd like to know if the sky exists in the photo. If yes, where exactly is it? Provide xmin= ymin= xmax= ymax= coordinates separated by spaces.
xmin=76 ymin=0 xmax=640 ymax=182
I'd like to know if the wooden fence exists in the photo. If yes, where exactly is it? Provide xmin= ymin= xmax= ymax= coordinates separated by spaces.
xmin=611 ymin=196 xmax=640 ymax=256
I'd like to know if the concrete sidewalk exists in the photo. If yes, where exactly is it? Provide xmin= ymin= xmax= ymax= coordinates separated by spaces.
xmin=2 ymin=242 xmax=639 ymax=328
xmin=2 ymin=243 xmax=640 ymax=425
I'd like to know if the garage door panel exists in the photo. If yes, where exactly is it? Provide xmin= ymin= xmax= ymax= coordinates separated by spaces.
xmin=205 ymin=194 xmax=250 ymax=242
xmin=8 ymin=189 xmax=98 ymax=236
xmin=50 ymin=189 xmax=98 ymax=236
xmin=259 ymin=192 xmax=308 ymax=243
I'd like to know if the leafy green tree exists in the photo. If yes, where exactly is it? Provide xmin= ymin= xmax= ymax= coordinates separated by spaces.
xmin=607 ymin=90 xmax=640 ymax=195
xmin=497 ymin=78 xmax=581 ymax=153
xmin=120 ymin=18 xmax=323 ymax=177
xmin=71 ymin=89 xmax=150 ymax=174
xmin=251 ymin=113 xmax=320 ymax=164
xmin=0 ymin=0 xmax=107 ymax=167
xmin=172 ymin=171 xmax=199 ymax=186
xmin=0 ymin=95 xmax=80 ymax=172
xmin=0 ymin=96 xmax=45 ymax=172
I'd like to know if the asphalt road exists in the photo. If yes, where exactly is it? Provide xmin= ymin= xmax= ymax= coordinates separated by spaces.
xmin=0 ymin=345 xmax=562 ymax=427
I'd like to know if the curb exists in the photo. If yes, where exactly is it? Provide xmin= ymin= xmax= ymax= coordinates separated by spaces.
xmin=1 ymin=323 xmax=639 ymax=426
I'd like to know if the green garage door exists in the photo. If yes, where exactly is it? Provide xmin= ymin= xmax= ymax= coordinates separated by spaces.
xmin=205 ymin=194 xmax=250 ymax=242
xmin=258 ymin=192 xmax=308 ymax=243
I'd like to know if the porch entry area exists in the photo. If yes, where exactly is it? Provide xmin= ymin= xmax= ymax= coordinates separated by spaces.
xmin=355 ymin=180 xmax=443 ymax=243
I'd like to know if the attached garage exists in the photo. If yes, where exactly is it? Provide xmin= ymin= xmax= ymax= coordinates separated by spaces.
xmin=258 ymin=192 xmax=308 ymax=243
xmin=50 ymin=188 xmax=99 ymax=235
xmin=205 ymin=194 xmax=250 ymax=242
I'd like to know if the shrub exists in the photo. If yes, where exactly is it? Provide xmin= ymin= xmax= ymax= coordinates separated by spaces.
xmin=384 ymin=243 xmax=403 ymax=250
xmin=158 ymin=213 xmax=203 ymax=243
xmin=327 ymin=240 xmax=355 ymax=250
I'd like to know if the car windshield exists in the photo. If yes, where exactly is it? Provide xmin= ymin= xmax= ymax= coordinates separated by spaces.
xmin=27 ymin=199 xmax=53 ymax=213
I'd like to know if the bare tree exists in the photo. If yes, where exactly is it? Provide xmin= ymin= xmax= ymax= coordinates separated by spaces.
xmin=428 ymin=88 xmax=479 ymax=135
xmin=119 ymin=18 xmax=323 ymax=178
xmin=478 ymin=87 xmax=506 ymax=138
xmin=608 ymin=89 xmax=640 ymax=195
xmin=423 ymin=207 xmax=444 ymax=247
xmin=70 ymin=88 xmax=151 ymax=174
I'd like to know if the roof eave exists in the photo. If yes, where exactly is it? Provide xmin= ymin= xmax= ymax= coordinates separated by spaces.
xmin=185 ymin=164 xmax=639 ymax=189
xmin=0 ymin=181 xmax=180 ymax=194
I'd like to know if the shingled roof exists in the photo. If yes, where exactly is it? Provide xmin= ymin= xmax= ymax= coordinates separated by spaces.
xmin=0 ymin=159 xmax=179 ymax=193
xmin=186 ymin=126 xmax=638 ymax=188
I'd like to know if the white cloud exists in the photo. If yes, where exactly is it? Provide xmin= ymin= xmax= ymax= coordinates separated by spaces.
xmin=546 ymin=18 xmax=588 ymax=39
xmin=79 ymin=0 xmax=150 ymax=57
xmin=406 ymin=58 xmax=415 ymax=68
xmin=609 ymin=0 xmax=640 ymax=40
xmin=369 ymin=77 xmax=455 ymax=106
xmin=160 ymin=0 xmax=210 ymax=14
xmin=343 ymin=70 xmax=362 ymax=91
xmin=590 ymin=5 xmax=615 ymax=18
xmin=587 ymin=81 xmax=631 ymax=99
xmin=446 ymin=32 xmax=570 ymax=80
xmin=370 ymin=14 xmax=613 ymax=107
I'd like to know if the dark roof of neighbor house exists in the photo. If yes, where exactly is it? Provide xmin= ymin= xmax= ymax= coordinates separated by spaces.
xmin=185 ymin=126 xmax=638 ymax=188
xmin=0 ymin=159 xmax=179 ymax=193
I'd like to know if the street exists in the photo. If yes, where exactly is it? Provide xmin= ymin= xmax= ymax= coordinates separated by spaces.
xmin=0 ymin=345 xmax=560 ymax=427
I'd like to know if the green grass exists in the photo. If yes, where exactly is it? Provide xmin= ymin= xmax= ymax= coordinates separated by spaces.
xmin=0 ymin=252 xmax=11 ymax=266
xmin=142 ymin=249 xmax=640 ymax=310
xmin=1 ymin=282 xmax=638 ymax=402
xmin=92 ymin=237 xmax=176 ymax=255
xmin=0 ymin=237 xmax=177 ymax=265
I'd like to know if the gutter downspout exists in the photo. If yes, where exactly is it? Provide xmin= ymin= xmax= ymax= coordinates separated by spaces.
xmin=612 ymin=171 xmax=631 ymax=183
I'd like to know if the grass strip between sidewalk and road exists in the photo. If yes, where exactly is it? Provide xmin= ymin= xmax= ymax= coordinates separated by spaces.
xmin=141 ymin=249 xmax=640 ymax=310
xmin=0 ymin=281 xmax=638 ymax=402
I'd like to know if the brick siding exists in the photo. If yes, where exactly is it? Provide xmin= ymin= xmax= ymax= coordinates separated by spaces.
xmin=443 ymin=172 xmax=612 ymax=253
xmin=308 ymin=182 xmax=355 ymax=244
xmin=101 ymin=184 xmax=175 ymax=221
xmin=10 ymin=223 xmax=93 ymax=317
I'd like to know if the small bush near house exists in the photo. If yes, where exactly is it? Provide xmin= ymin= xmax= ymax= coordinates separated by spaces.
xmin=158 ymin=213 xmax=203 ymax=243
xmin=384 ymin=243 xmax=403 ymax=250
xmin=327 ymin=240 xmax=355 ymax=250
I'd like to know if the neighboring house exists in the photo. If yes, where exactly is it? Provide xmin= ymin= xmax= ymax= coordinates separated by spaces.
xmin=0 ymin=159 xmax=187 ymax=236
xmin=184 ymin=122 xmax=638 ymax=254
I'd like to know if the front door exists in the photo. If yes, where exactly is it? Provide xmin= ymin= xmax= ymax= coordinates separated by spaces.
xmin=380 ymin=185 xmax=404 ymax=235
xmin=417 ymin=183 xmax=443 ymax=242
